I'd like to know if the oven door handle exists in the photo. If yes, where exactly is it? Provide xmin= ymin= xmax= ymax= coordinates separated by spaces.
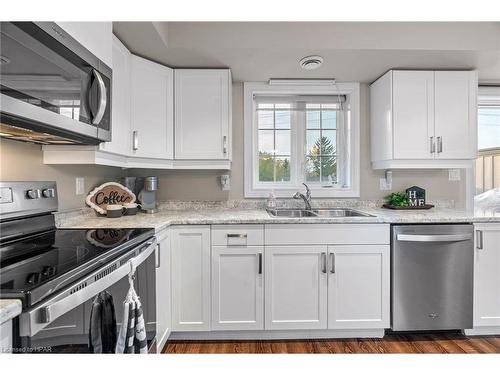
xmin=396 ymin=234 xmax=472 ymax=242
xmin=89 ymin=69 xmax=107 ymax=125
xmin=19 ymin=238 xmax=157 ymax=337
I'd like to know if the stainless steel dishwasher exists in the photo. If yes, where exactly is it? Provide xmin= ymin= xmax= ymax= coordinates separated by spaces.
xmin=391 ymin=224 xmax=474 ymax=331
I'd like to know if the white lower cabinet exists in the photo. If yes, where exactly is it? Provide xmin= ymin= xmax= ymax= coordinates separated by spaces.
xmin=171 ymin=226 xmax=211 ymax=331
xmin=265 ymin=246 xmax=328 ymax=330
xmin=211 ymin=246 xmax=264 ymax=330
xmin=470 ymin=224 xmax=500 ymax=331
xmin=155 ymin=229 xmax=172 ymax=351
xmin=327 ymin=245 xmax=390 ymax=329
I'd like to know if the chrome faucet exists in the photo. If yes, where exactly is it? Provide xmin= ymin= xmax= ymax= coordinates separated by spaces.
xmin=293 ymin=183 xmax=312 ymax=210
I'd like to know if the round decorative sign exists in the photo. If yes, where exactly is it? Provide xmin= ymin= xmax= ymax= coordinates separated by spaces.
xmin=85 ymin=182 xmax=136 ymax=214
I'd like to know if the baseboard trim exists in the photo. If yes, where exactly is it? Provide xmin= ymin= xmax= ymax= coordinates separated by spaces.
xmin=169 ymin=329 xmax=386 ymax=340
xmin=463 ymin=327 xmax=500 ymax=336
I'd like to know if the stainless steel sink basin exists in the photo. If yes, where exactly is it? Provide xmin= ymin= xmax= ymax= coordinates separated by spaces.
xmin=266 ymin=208 xmax=373 ymax=218
xmin=311 ymin=208 xmax=373 ymax=217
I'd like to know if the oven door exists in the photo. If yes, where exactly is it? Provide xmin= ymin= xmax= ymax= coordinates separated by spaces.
xmin=16 ymin=239 xmax=156 ymax=353
xmin=0 ymin=22 xmax=111 ymax=144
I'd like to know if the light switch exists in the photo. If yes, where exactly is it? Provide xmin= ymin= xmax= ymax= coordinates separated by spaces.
xmin=448 ymin=169 xmax=461 ymax=181
xmin=75 ymin=177 xmax=85 ymax=195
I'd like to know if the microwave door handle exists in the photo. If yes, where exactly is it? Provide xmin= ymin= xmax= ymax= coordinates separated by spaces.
xmin=89 ymin=69 xmax=107 ymax=125
xmin=396 ymin=234 xmax=472 ymax=242
xmin=19 ymin=239 xmax=156 ymax=337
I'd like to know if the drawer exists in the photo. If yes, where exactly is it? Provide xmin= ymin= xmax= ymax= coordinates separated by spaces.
xmin=265 ymin=224 xmax=390 ymax=245
xmin=212 ymin=225 xmax=264 ymax=246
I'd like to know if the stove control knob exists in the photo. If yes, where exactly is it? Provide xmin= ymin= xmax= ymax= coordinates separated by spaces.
xmin=42 ymin=188 xmax=55 ymax=198
xmin=26 ymin=189 xmax=41 ymax=199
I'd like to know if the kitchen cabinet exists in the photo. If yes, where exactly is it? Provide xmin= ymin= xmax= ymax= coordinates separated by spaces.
xmin=155 ymin=229 xmax=172 ymax=351
xmin=174 ymin=69 xmax=231 ymax=160
xmin=55 ymin=22 xmax=112 ymax=67
xmin=130 ymin=55 xmax=174 ymax=160
xmin=99 ymin=36 xmax=131 ymax=156
xmin=327 ymin=245 xmax=390 ymax=329
xmin=469 ymin=224 xmax=500 ymax=332
xmin=370 ymin=69 xmax=477 ymax=169
xmin=265 ymin=246 xmax=328 ymax=330
xmin=171 ymin=226 xmax=211 ymax=331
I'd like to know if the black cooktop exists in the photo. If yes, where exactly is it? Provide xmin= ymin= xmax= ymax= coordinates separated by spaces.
xmin=0 ymin=227 xmax=154 ymax=307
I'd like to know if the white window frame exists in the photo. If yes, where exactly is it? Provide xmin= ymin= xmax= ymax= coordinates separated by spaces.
xmin=244 ymin=82 xmax=360 ymax=198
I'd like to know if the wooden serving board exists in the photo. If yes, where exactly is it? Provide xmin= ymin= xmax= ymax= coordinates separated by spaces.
xmin=85 ymin=182 xmax=136 ymax=214
xmin=382 ymin=204 xmax=435 ymax=210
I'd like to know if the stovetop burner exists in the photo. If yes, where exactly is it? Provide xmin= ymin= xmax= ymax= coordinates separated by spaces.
xmin=0 ymin=227 xmax=154 ymax=306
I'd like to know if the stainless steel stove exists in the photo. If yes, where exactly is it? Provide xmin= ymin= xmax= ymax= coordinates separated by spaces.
xmin=0 ymin=181 xmax=157 ymax=353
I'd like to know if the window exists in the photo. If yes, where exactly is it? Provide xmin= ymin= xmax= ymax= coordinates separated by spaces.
xmin=478 ymin=105 xmax=500 ymax=151
xmin=244 ymin=82 xmax=360 ymax=198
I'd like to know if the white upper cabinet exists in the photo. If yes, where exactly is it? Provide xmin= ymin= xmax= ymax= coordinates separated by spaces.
xmin=174 ymin=69 xmax=231 ymax=160
xmin=370 ymin=69 xmax=477 ymax=169
xmin=99 ymin=36 xmax=131 ymax=156
xmin=130 ymin=55 xmax=174 ymax=159
xmin=55 ymin=22 xmax=112 ymax=67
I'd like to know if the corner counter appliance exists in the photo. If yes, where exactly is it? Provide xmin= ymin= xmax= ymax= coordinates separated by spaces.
xmin=0 ymin=22 xmax=112 ymax=145
xmin=0 ymin=181 xmax=157 ymax=353
xmin=138 ymin=177 xmax=158 ymax=214
xmin=391 ymin=224 xmax=474 ymax=331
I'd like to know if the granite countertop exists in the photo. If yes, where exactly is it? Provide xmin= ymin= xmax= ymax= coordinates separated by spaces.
xmin=56 ymin=205 xmax=500 ymax=232
xmin=0 ymin=300 xmax=22 ymax=325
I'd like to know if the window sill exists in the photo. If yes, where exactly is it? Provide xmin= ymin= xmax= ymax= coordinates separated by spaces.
xmin=244 ymin=186 xmax=360 ymax=198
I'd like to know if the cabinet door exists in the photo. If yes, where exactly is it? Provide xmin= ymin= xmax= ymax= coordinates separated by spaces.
xmin=130 ymin=55 xmax=174 ymax=159
xmin=265 ymin=246 xmax=328 ymax=330
xmin=171 ymin=226 xmax=211 ymax=331
xmin=100 ymin=36 xmax=131 ymax=156
xmin=327 ymin=245 xmax=390 ymax=329
xmin=156 ymin=230 xmax=172 ymax=350
xmin=211 ymin=246 xmax=263 ymax=330
xmin=473 ymin=224 xmax=500 ymax=327
xmin=392 ymin=71 xmax=434 ymax=159
xmin=434 ymin=71 xmax=476 ymax=159
xmin=174 ymin=69 xmax=230 ymax=160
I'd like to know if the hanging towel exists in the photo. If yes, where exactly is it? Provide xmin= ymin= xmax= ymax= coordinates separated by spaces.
xmin=115 ymin=269 xmax=148 ymax=354
xmin=89 ymin=291 xmax=117 ymax=353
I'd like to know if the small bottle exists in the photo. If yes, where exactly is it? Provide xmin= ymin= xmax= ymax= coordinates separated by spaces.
xmin=267 ymin=190 xmax=277 ymax=209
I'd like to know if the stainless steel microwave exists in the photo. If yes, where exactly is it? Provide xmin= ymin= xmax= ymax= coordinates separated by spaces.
xmin=0 ymin=22 xmax=112 ymax=145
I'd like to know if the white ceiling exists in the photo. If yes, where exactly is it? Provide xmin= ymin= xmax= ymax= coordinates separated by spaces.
xmin=113 ymin=22 xmax=500 ymax=83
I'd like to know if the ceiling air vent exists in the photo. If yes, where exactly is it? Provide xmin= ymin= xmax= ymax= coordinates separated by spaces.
xmin=299 ymin=55 xmax=323 ymax=70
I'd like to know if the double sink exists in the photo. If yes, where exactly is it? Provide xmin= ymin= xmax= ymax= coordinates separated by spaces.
xmin=267 ymin=208 xmax=374 ymax=218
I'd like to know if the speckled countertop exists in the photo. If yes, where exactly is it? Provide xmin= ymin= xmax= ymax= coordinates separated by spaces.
xmin=0 ymin=300 xmax=22 ymax=325
xmin=55 ymin=202 xmax=500 ymax=232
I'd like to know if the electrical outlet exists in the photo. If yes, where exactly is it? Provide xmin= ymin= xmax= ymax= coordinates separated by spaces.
xmin=448 ymin=169 xmax=461 ymax=181
xmin=379 ymin=178 xmax=392 ymax=190
xmin=75 ymin=177 xmax=85 ymax=195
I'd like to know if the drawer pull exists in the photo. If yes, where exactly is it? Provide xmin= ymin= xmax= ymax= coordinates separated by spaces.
xmin=226 ymin=234 xmax=247 ymax=239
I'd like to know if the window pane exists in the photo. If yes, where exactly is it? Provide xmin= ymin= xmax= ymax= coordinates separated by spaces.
xmin=259 ymin=155 xmax=274 ymax=182
xmin=275 ymin=110 xmax=291 ymax=129
xmin=322 ymin=130 xmax=336 ymax=155
xmin=275 ymin=129 xmax=291 ymax=155
xmin=322 ymin=110 xmax=336 ymax=129
xmin=306 ymin=110 xmax=321 ymax=129
xmin=305 ymin=156 xmax=321 ymax=182
xmin=478 ymin=106 xmax=500 ymax=150
xmin=258 ymin=130 xmax=274 ymax=154
xmin=306 ymin=130 xmax=321 ymax=155
xmin=258 ymin=110 xmax=274 ymax=129
xmin=275 ymin=157 xmax=291 ymax=182
xmin=321 ymin=156 xmax=337 ymax=183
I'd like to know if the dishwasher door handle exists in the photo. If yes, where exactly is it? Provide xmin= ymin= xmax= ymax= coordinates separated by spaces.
xmin=396 ymin=233 xmax=472 ymax=242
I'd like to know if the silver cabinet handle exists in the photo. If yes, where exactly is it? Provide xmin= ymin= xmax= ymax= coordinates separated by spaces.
xmin=258 ymin=253 xmax=262 ymax=275
xmin=227 ymin=234 xmax=247 ymax=239
xmin=89 ymin=69 xmax=107 ymax=125
xmin=476 ymin=230 xmax=483 ymax=250
xmin=430 ymin=136 xmax=435 ymax=154
xmin=321 ymin=252 xmax=327 ymax=274
xmin=397 ymin=233 xmax=472 ymax=242
xmin=437 ymin=136 xmax=443 ymax=153
xmin=223 ymin=135 xmax=228 ymax=155
xmin=330 ymin=253 xmax=335 ymax=273
xmin=156 ymin=243 xmax=161 ymax=269
xmin=132 ymin=130 xmax=139 ymax=150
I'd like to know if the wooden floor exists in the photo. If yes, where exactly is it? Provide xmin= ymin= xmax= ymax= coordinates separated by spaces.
xmin=163 ymin=333 xmax=500 ymax=354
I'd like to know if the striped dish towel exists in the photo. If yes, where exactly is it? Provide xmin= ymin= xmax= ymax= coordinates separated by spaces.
xmin=115 ymin=279 xmax=148 ymax=353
